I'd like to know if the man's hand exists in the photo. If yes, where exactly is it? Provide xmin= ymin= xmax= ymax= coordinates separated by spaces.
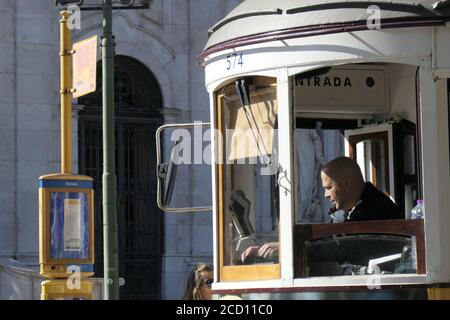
xmin=240 ymin=246 xmax=260 ymax=263
xmin=241 ymin=242 xmax=279 ymax=263
xmin=258 ymin=242 xmax=279 ymax=259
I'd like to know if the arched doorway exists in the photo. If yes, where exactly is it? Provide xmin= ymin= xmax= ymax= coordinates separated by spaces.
xmin=78 ymin=55 xmax=164 ymax=299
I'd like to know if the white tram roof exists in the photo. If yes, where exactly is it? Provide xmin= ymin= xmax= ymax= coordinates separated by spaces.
xmin=203 ymin=0 xmax=450 ymax=55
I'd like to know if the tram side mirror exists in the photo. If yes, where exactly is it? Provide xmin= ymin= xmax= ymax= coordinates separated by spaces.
xmin=156 ymin=122 xmax=212 ymax=213
xmin=229 ymin=190 xmax=254 ymax=238
xmin=158 ymin=139 xmax=181 ymax=206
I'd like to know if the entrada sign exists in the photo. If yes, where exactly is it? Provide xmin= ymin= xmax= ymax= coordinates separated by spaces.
xmin=295 ymin=76 xmax=352 ymax=87
xmin=294 ymin=65 xmax=389 ymax=114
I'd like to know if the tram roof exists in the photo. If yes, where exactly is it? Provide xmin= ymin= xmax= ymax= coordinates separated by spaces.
xmin=203 ymin=0 xmax=450 ymax=56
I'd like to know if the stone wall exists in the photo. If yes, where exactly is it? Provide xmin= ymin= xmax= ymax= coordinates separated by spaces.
xmin=0 ymin=258 xmax=104 ymax=300
xmin=0 ymin=0 xmax=242 ymax=299
xmin=0 ymin=0 xmax=17 ymax=259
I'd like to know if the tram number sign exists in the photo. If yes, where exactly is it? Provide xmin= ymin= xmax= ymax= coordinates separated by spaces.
xmin=226 ymin=52 xmax=243 ymax=70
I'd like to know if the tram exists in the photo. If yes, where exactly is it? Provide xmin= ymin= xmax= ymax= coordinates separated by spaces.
xmin=157 ymin=0 xmax=450 ymax=299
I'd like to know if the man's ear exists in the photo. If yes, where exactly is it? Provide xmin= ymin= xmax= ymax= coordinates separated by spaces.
xmin=343 ymin=178 xmax=350 ymax=189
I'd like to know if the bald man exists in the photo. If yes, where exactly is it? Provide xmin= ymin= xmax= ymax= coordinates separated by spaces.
xmin=321 ymin=156 xmax=402 ymax=222
xmin=241 ymin=156 xmax=403 ymax=263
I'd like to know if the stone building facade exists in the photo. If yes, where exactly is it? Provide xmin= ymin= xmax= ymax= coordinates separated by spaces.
xmin=0 ymin=0 xmax=241 ymax=299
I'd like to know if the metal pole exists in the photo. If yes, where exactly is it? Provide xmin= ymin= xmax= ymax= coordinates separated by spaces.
xmin=102 ymin=0 xmax=119 ymax=300
xmin=59 ymin=11 xmax=73 ymax=174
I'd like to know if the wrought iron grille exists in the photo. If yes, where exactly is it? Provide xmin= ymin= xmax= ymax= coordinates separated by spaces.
xmin=78 ymin=55 xmax=163 ymax=299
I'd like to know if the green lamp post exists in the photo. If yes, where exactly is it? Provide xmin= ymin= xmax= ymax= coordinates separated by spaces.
xmin=54 ymin=0 xmax=153 ymax=300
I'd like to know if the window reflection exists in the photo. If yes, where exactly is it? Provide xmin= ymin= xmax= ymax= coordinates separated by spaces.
xmin=296 ymin=127 xmax=345 ymax=224
xmin=219 ymin=78 xmax=279 ymax=266
xmin=305 ymin=235 xmax=417 ymax=277
xmin=294 ymin=118 xmax=420 ymax=277
xmin=355 ymin=139 xmax=388 ymax=194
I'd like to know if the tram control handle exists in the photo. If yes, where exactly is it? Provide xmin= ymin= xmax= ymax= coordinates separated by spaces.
xmin=339 ymin=244 xmax=413 ymax=276
xmin=229 ymin=190 xmax=273 ymax=264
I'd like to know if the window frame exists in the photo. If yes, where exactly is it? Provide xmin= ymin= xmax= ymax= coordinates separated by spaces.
xmin=215 ymin=76 xmax=281 ymax=282
xmin=210 ymin=65 xmax=447 ymax=291
xmin=291 ymin=66 xmax=427 ymax=281
xmin=293 ymin=219 xmax=426 ymax=278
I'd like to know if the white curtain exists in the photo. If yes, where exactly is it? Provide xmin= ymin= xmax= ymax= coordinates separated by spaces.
xmin=296 ymin=128 xmax=344 ymax=223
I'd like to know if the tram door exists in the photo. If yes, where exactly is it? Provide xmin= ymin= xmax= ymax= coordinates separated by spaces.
xmin=78 ymin=56 xmax=164 ymax=299
xmin=344 ymin=120 xmax=418 ymax=216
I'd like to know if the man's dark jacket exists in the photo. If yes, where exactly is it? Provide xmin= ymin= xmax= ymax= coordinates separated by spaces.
xmin=346 ymin=182 xmax=403 ymax=221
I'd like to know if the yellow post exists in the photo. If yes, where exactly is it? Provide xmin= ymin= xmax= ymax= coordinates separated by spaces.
xmin=41 ymin=279 xmax=94 ymax=300
xmin=428 ymin=288 xmax=450 ymax=300
xmin=59 ymin=11 xmax=73 ymax=174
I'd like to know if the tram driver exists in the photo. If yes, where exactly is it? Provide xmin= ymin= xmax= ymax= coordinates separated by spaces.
xmin=241 ymin=156 xmax=403 ymax=263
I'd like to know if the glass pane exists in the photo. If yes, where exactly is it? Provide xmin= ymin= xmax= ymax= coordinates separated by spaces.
xmin=296 ymin=128 xmax=345 ymax=224
xmin=224 ymin=85 xmax=277 ymax=162
xmin=220 ymin=78 xmax=279 ymax=266
xmin=355 ymin=139 xmax=387 ymax=194
xmin=305 ymin=235 xmax=417 ymax=277
xmin=404 ymin=134 xmax=417 ymax=215
xmin=160 ymin=126 xmax=212 ymax=209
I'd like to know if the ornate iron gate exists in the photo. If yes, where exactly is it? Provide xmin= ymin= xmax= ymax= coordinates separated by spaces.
xmin=78 ymin=56 xmax=163 ymax=299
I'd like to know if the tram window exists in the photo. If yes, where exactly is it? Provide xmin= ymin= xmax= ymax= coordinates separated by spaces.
xmin=293 ymin=118 xmax=423 ymax=278
xmin=295 ymin=119 xmax=418 ymax=223
xmin=305 ymin=235 xmax=417 ymax=277
xmin=348 ymin=132 xmax=390 ymax=196
xmin=218 ymin=77 xmax=280 ymax=269
xmin=295 ymin=126 xmax=346 ymax=223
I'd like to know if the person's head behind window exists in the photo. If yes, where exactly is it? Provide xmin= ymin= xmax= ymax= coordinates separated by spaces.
xmin=320 ymin=156 xmax=365 ymax=211
xmin=182 ymin=263 xmax=213 ymax=300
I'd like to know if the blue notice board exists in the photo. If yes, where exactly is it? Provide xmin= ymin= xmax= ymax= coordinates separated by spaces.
xmin=49 ymin=191 xmax=90 ymax=260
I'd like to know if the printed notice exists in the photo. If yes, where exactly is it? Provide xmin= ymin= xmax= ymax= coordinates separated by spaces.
xmin=64 ymin=199 xmax=81 ymax=251
xmin=73 ymin=35 xmax=97 ymax=98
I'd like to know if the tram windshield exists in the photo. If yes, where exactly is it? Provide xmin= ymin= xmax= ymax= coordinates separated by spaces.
xmin=292 ymin=120 xmax=421 ymax=277
xmin=213 ymin=65 xmax=426 ymax=281
xmin=290 ymin=63 xmax=425 ymax=278
xmin=305 ymin=234 xmax=417 ymax=277
xmin=218 ymin=77 xmax=279 ymax=266
xmin=294 ymin=119 xmax=418 ymax=223
xmin=294 ymin=126 xmax=345 ymax=224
